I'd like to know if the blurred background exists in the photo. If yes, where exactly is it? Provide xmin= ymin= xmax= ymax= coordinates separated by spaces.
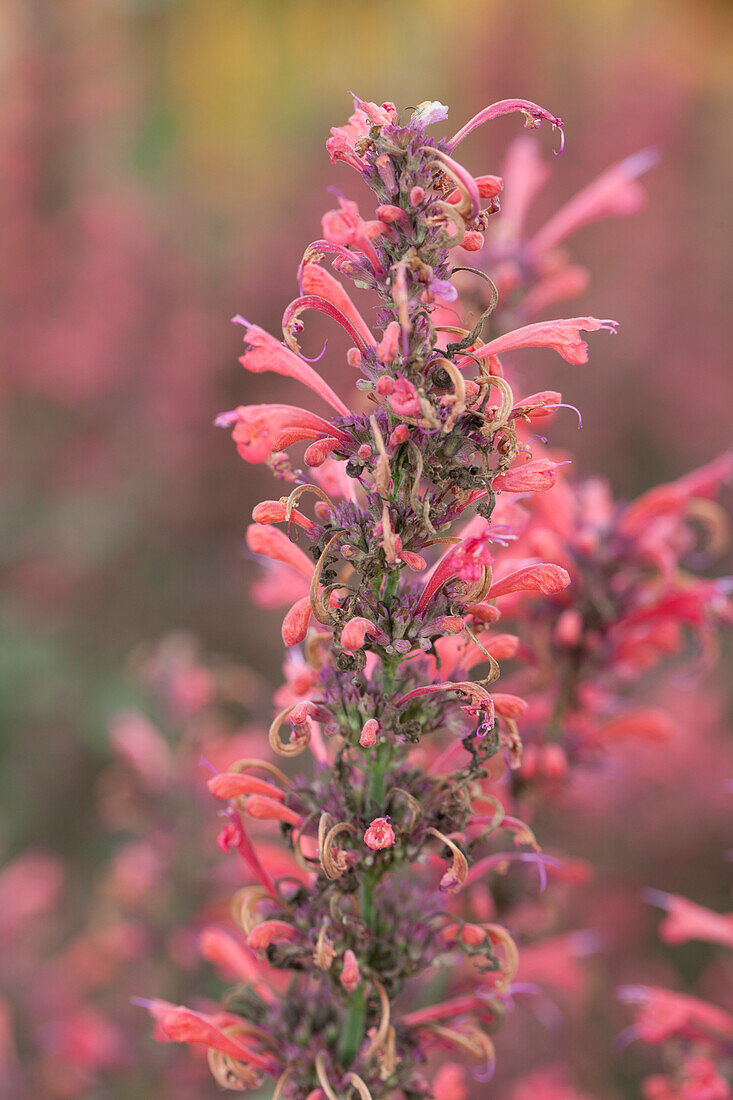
xmin=1 ymin=0 xmax=732 ymax=1096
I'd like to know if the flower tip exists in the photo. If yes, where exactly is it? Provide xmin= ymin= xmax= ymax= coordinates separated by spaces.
xmin=231 ymin=314 xmax=251 ymax=328
xmin=642 ymin=887 xmax=673 ymax=909
xmin=622 ymin=146 xmax=661 ymax=178
xmin=199 ymin=754 xmax=219 ymax=776
xmin=411 ymin=100 xmax=450 ymax=126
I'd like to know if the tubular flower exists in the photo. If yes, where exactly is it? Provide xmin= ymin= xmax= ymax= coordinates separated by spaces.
xmin=619 ymin=867 xmax=733 ymax=1098
xmin=140 ymin=94 xmax=731 ymax=1100
xmin=472 ymin=317 xmax=618 ymax=366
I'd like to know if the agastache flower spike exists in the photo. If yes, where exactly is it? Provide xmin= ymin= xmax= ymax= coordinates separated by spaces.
xmin=143 ymin=93 xmax=731 ymax=1100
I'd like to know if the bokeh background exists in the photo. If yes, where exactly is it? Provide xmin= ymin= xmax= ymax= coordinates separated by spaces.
xmin=2 ymin=1 xmax=732 ymax=1097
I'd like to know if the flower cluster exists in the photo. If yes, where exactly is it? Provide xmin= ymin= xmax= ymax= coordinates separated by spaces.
xmin=495 ymin=457 xmax=732 ymax=797
xmin=0 ymin=636 xmax=268 ymax=1099
xmin=620 ymin=869 xmax=733 ymax=1100
xmin=140 ymin=95 xmax=731 ymax=1100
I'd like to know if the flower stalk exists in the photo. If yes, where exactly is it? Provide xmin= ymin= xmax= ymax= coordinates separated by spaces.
xmin=139 ymin=94 xmax=731 ymax=1100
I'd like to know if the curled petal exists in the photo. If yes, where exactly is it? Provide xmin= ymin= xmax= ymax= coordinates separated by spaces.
xmin=448 ymin=98 xmax=563 ymax=150
xmin=283 ymin=294 xmax=373 ymax=356
xmin=208 ymin=1048 xmax=264 ymax=1092
xmin=236 ymin=320 xmax=348 ymax=414
xmin=269 ymin=704 xmax=312 ymax=757
xmin=416 ymin=536 xmax=493 ymax=614
xmin=319 ymin=817 xmax=357 ymax=880
xmin=428 ymin=827 xmax=469 ymax=892
xmin=301 ymin=264 xmax=376 ymax=346
xmin=426 ymin=148 xmax=480 ymax=220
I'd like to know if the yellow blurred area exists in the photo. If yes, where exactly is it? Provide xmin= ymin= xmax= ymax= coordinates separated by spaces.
xmin=162 ymin=0 xmax=733 ymax=203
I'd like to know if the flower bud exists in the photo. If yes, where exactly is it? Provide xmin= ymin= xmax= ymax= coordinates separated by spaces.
xmin=340 ymin=949 xmax=361 ymax=992
xmin=364 ymin=817 xmax=395 ymax=850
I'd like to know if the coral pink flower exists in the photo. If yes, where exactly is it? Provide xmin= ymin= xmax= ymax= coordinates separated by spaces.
xmin=377 ymin=320 xmax=401 ymax=364
xmin=340 ymin=616 xmax=384 ymax=652
xmin=300 ymin=263 xmax=376 ymax=347
xmin=252 ymin=500 xmax=319 ymax=536
xmin=109 ymin=710 xmax=172 ymax=790
xmin=149 ymin=1003 xmax=276 ymax=1069
xmin=246 ymin=524 xmax=314 ymax=580
xmin=226 ymin=404 xmax=347 ymax=464
xmin=494 ymin=458 xmax=564 ymax=493
xmin=340 ymin=949 xmax=361 ymax=992
xmin=416 ymin=536 xmax=493 ymax=614
xmin=248 ymin=921 xmax=300 ymax=951
xmin=359 ymin=718 xmax=379 ymax=748
xmin=281 ymin=595 xmax=313 ymax=647
xmin=529 ymin=148 xmax=658 ymax=257
xmin=448 ymin=98 xmax=563 ymax=150
xmin=388 ymin=377 xmax=420 ymax=416
xmin=364 ymin=818 xmax=396 ymax=850
xmin=488 ymin=563 xmax=571 ymax=599
xmin=198 ymin=928 xmax=273 ymax=994
xmin=473 ymin=317 xmax=618 ymax=365
xmin=645 ymin=891 xmax=733 ymax=950
xmin=619 ymin=986 xmax=733 ymax=1044
xmin=235 ymin=319 xmax=349 ymax=414
xmin=433 ymin=1062 xmax=468 ymax=1100
xmin=326 ymin=106 xmax=371 ymax=171
xmin=208 ymin=773 xmax=286 ymax=802
xmin=244 ymin=795 xmax=302 ymax=828
xmin=321 ymin=197 xmax=386 ymax=275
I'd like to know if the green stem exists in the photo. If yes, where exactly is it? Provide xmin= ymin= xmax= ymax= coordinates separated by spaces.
xmin=339 ymin=655 xmax=398 ymax=1067
xmin=338 ymin=985 xmax=366 ymax=1065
